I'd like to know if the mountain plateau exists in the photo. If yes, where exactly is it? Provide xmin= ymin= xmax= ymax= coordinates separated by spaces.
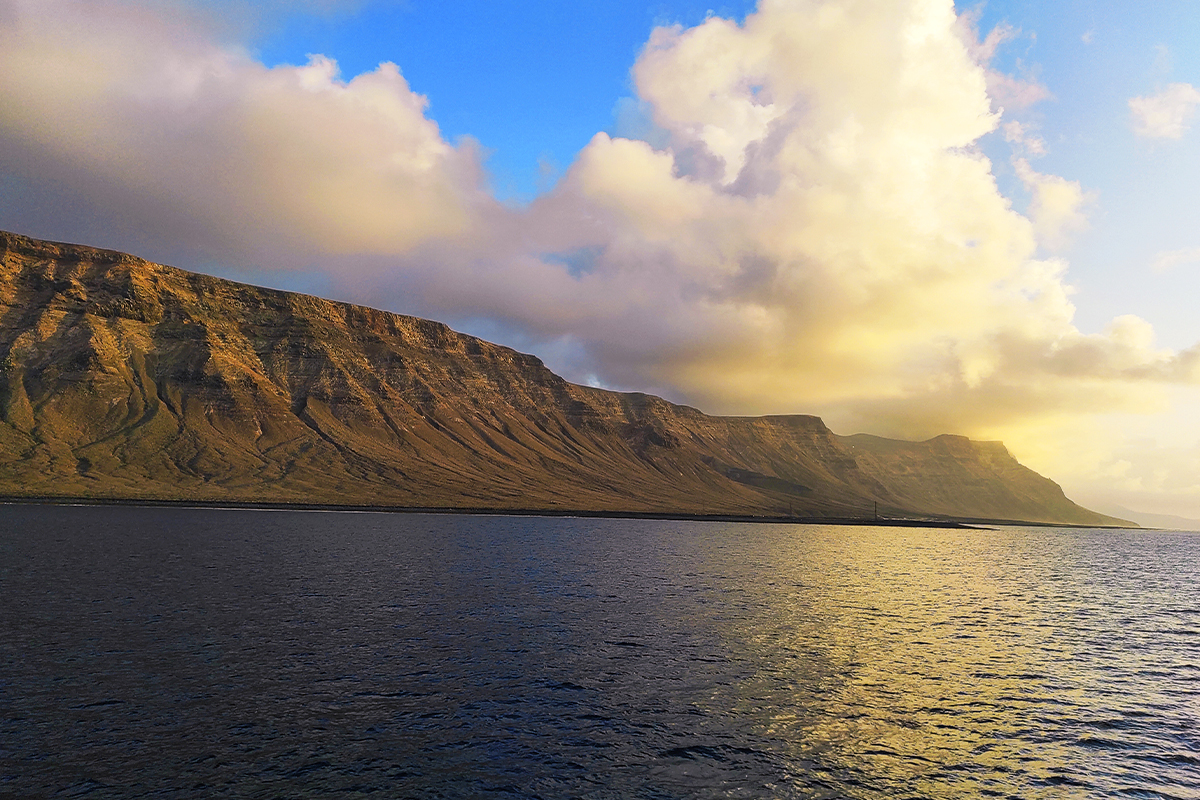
xmin=0 ymin=230 xmax=1127 ymax=526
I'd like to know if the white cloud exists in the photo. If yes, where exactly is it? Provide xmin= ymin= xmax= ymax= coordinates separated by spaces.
xmin=362 ymin=1 xmax=1190 ymax=441
xmin=985 ymin=70 xmax=1052 ymax=110
xmin=0 ymin=0 xmax=485 ymax=267
xmin=1002 ymin=121 xmax=1046 ymax=156
xmin=1151 ymin=44 xmax=1173 ymax=77
xmin=1129 ymin=83 xmax=1200 ymax=139
xmin=1013 ymin=158 xmax=1092 ymax=250
xmin=1151 ymin=246 xmax=1200 ymax=273
xmin=953 ymin=8 xmax=1051 ymax=111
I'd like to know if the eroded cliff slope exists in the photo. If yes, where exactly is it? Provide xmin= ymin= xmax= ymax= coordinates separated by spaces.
xmin=0 ymin=231 xmax=1123 ymax=524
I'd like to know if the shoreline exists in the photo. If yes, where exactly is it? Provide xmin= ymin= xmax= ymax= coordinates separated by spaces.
xmin=0 ymin=494 xmax=1138 ymax=529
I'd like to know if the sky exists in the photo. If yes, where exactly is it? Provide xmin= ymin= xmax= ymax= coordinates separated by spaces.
xmin=1 ymin=0 xmax=1199 ymax=522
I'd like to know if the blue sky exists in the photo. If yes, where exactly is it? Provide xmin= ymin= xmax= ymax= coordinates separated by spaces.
xmin=252 ymin=1 xmax=760 ymax=201
xmin=963 ymin=1 xmax=1200 ymax=350
xmin=2 ymin=0 xmax=1200 ymax=520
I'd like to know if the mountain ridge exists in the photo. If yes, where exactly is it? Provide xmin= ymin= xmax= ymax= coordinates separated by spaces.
xmin=0 ymin=229 xmax=1129 ymax=526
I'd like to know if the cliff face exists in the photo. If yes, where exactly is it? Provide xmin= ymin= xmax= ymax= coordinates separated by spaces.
xmin=0 ymin=230 xmax=1124 ymax=525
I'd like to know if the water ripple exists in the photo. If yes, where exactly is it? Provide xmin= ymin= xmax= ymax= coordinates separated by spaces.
xmin=2 ymin=507 xmax=1199 ymax=798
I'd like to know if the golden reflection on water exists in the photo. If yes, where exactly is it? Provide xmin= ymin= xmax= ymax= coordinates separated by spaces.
xmin=688 ymin=525 xmax=1199 ymax=798
xmin=5 ymin=509 xmax=1199 ymax=798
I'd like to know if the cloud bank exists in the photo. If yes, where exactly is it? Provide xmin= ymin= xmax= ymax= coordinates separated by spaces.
xmin=1130 ymin=83 xmax=1200 ymax=139
xmin=0 ymin=0 xmax=486 ymax=267
xmin=2 ymin=0 xmax=1200 ymax=517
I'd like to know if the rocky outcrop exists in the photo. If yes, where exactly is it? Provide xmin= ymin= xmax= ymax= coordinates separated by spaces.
xmin=0 ymin=230 xmax=1126 ymax=525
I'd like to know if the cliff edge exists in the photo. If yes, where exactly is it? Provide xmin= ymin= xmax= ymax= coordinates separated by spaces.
xmin=0 ymin=230 xmax=1127 ymax=525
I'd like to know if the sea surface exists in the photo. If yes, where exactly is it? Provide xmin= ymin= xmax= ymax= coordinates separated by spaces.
xmin=1 ymin=505 xmax=1198 ymax=799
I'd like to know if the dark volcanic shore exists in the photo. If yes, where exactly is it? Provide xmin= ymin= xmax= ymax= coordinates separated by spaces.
xmin=0 ymin=230 xmax=1129 ymax=526
xmin=3 ymin=496 xmax=988 ymax=528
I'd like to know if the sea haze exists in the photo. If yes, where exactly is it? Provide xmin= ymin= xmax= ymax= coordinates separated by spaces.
xmin=1 ymin=506 xmax=1197 ymax=798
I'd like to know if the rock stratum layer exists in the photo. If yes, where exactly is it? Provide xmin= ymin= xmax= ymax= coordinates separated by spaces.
xmin=0 ymin=230 xmax=1124 ymax=525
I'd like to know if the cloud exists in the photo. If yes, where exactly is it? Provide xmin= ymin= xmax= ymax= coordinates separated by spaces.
xmin=3 ymin=0 xmax=1200 ymax=516
xmin=984 ymin=70 xmax=1052 ymax=110
xmin=1151 ymin=246 xmax=1200 ymax=273
xmin=1002 ymin=121 xmax=1046 ymax=156
xmin=1151 ymin=44 xmax=1173 ymax=78
xmin=0 ymin=0 xmax=485 ymax=268
xmin=953 ymin=7 xmax=1051 ymax=111
xmin=351 ymin=0 xmax=1195 ymax=465
xmin=1018 ymin=393 xmax=1200 ymax=521
xmin=1013 ymin=158 xmax=1092 ymax=249
xmin=1129 ymin=83 xmax=1200 ymax=139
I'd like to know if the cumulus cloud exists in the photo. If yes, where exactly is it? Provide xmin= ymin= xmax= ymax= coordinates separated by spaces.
xmin=1013 ymin=158 xmax=1092 ymax=250
xmin=3 ymin=0 xmax=1200 ymax=515
xmin=351 ymin=0 xmax=1197 ymax=462
xmin=1129 ymin=83 xmax=1200 ymax=139
xmin=0 ymin=0 xmax=485 ymax=268
xmin=503 ymin=1 xmax=1170 ymax=417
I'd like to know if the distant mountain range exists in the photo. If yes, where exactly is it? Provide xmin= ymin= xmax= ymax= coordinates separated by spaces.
xmin=0 ymin=230 xmax=1129 ymax=526
xmin=1094 ymin=505 xmax=1198 ymax=532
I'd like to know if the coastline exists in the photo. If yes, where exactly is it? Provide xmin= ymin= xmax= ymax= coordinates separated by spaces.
xmin=0 ymin=494 xmax=1139 ymax=529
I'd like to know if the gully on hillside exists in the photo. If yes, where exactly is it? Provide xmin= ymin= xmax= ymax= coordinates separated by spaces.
xmin=0 ymin=230 xmax=1127 ymax=525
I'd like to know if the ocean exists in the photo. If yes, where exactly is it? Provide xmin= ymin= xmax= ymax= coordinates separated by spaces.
xmin=2 ymin=505 xmax=1197 ymax=798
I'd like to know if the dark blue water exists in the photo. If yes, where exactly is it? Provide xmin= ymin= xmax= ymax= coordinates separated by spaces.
xmin=1 ymin=506 xmax=1198 ymax=798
